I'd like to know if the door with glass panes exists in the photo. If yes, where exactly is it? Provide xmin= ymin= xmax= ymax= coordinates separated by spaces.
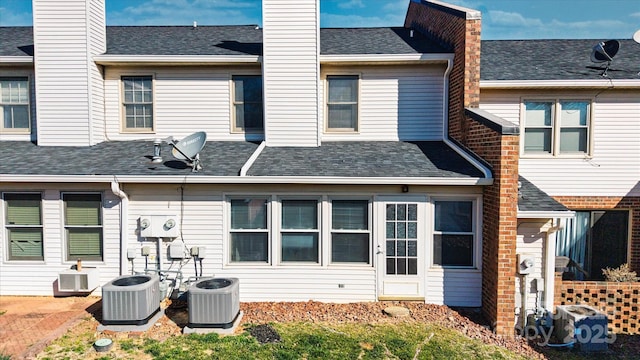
xmin=376 ymin=196 xmax=426 ymax=299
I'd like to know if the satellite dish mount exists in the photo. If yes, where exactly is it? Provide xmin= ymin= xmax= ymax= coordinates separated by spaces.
xmin=165 ymin=131 xmax=207 ymax=172
xmin=590 ymin=40 xmax=620 ymax=77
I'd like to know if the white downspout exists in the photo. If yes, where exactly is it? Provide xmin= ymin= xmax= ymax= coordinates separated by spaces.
xmin=440 ymin=58 xmax=492 ymax=179
xmin=111 ymin=180 xmax=129 ymax=276
xmin=544 ymin=218 xmax=562 ymax=310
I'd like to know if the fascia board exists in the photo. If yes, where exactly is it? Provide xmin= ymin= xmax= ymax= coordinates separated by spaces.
xmin=0 ymin=56 xmax=33 ymax=64
xmin=481 ymin=79 xmax=640 ymax=89
xmin=1 ymin=174 xmax=492 ymax=186
xmin=517 ymin=210 xmax=575 ymax=219
xmin=93 ymin=55 xmax=261 ymax=66
xmin=320 ymin=53 xmax=454 ymax=65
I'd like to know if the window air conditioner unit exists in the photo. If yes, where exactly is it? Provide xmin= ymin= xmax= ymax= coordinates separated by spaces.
xmin=58 ymin=268 xmax=100 ymax=292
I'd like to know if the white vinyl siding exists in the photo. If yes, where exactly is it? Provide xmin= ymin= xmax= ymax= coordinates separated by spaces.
xmin=104 ymin=67 xmax=264 ymax=141
xmin=0 ymin=185 xmax=120 ymax=296
xmin=321 ymin=65 xmax=446 ymax=141
xmin=480 ymin=89 xmax=640 ymax=197
xmin=262 ymin=0 xmax=319 ymax=146
xmin=32 ymin=0 xmax=105 ymax=146
xmin=516 ymin=221 xmax=548 ymax=325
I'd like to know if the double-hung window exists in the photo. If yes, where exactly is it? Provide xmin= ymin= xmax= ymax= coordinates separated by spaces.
xmin=122 ymin=76 xmax=153 ymax=131
xmin=63 ymin=193 xmax=103 ymax=262
xmin=4 ymin=193 xmax=43 ymax=261
xmin=326 ymin=75 xmax=358 ymax=131
xmin=523 ymin=100 xmax=591 ymax=156
xmin=433 ymin=200 xmax=475 ymax=267
xmin=232 ymin=75 xmax=263 ymax=132
xmin=331 ymin=200 xmax=370 ymax=264
xmin=0 ymin=77 xmax=30 ymax=133
xmin=281 ymin=200 xmax=319 ymax=263
xmin=229 ymin=198 xmax=269 ymax=262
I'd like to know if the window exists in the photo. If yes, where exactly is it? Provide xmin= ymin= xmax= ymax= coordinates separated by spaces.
xmin=523 ymin=100 xmax=591 ymax=155
xmin=385 ymin=203 xmax=419 ymax=275
xmin=229 ymin=198 xmax=269 ymax=262
xmin=281 ymin=200 xmax=319 ymax=263
xmin=331 ymin=200 xmax=370 ymax=263
xmin=122 ymin=76 xmax=153 ymax=131
xmin=4 ymin=193 xmax=43 ymax=261
xmin=326 ymin=75 xmax=358 ymax=131
xmin=64 ymin=193 xmax=103 ymax=261
xmin=557 ymin=210 xmax=629 ymax=280
xmin=232 ymin=75 xmax=263 ymax=132
xmin=0 ymin=77 xmax=30 ymax=132
xmin=433 ymin=200 xmax=475 ymax=267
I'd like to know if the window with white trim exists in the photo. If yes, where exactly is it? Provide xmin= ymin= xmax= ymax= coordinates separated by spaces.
xmin=0 ymin=77 xmax=30 ymax=133
xmin=433 ymin=200 xmax=475 ymax=267
xmin=63 ymin=193 xmax=103 ymax=262
xmin=281 ymin=200 xmax=319 ymax=263
xmin=331 ymin=200 xmax=370 ymax=264
xmin=4 ymin=193 xmax=43 ymax=261
xmin=326 ymin=75 xmax=358 ymax=131
xmin=122 ymin=76 xmax=153 ymax=131
xmin=232 ymin=75 xmax=263 ymax=132
xmin=523 ymin=100 xmax=591 ymax=156
xmin=229 ymin=198 xmax=269 ymax=262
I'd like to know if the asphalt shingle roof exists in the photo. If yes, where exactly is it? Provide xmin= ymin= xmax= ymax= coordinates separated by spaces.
xmin=481 ymin=39 xmax=640 ymax=81
xmin=518 ymin=176 xmax=569 ymax=213
xmin=0 ymin=141 xmax=484 ymax=180
xmin=0 ymin=25 xmax=447 ymax=57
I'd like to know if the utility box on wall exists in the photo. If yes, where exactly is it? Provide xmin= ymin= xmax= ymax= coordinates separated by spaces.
xmin=139 ymin=215 xmax=179 ymax=238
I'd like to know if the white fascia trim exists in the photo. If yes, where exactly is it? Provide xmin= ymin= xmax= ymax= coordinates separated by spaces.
xmin=320 ymin=53 xmax=454 ymax=64
xmin=481 ymin=79 xmax=640 ymax=89
xmin=93 ymin=55 xmax=261 ymax=66
xmin=517 ymin=210 xmax=575 ymax=219
xmin=240 ymin=141 xmax=266 ymax=176
xmin=427 ymin=0 xmax=482 ymax=19
xmin=0 ymin=56 xmax=33 ymax=64
xmin=1 ymin=174 xmax=492 ymax=186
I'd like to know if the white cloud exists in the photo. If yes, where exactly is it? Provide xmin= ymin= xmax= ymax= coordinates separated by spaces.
xmin=338 ymin=0 xmax=365 ymax=10
xmin=630 ymin=12 xmax=640 ymax=18
xmin=488 ymin=10 xmax=543 ymax=28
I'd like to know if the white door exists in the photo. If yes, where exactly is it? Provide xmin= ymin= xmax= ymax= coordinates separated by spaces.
xmin=376 ymin=196 xmax=426 ymax=300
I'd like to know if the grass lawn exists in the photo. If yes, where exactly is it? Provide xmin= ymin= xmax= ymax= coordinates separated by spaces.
xmin=38 ymin=321 xmax=528 ymax=360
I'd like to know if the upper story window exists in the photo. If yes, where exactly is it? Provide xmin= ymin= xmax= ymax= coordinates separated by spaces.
xmin=326 ymin=75 xmax=359 ymax=132
xmin=0 ymin=77 xmax=30 ymax=133
xmin=63 ymin=193 xmax=103 ymax=262
xmin=4 ymin=193 xmax=43 ymax=261
xmin=523 ymin=100 xmax=591 ymax=156
xmin=122 ymin=76 xmax=153 ymax=132
xmin=232 ymin=75 xmax=263 ymax=132
xmin=433 ymin=200 xmax=475 ymax=268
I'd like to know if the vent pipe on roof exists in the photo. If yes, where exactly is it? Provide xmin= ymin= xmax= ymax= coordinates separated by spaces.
xmin=193 ymin=21 xmax=197 ymax=28
xmin=410 ymin=29 xmax=414 ymax=38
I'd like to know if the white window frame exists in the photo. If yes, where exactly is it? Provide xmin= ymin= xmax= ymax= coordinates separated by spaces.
xmin=230 ymin=74 xmax=264 ymax=133
xmin=430 ymin=196 xmax=480 ymax=270
xmin=278 ymin=197 xmax=322 ymax=265
xmin=3 ymin=192 xmax=44 ymax=262
xmin=62 ymin=192 xmax=104 ymax=263
xmin=121 ymin=75 xmax=155 ymax=133
xmin=0 ymin=77 xmax=31 ymax=134
xmin=325 ymin=74 xmax=360 ymax=133
xmin=329 ymin=198 xmax=372 ymax=266
xmin=521 ymin=98 xmax=593 ymax=157
xmin=227 ymin=196 xmax=271 ymax=265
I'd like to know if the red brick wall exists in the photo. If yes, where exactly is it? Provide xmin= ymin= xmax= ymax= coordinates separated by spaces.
xmin=553 ymin=196 xmax=640 ymax=272
xmin=405 ymin=1 xmax=518 ymax=336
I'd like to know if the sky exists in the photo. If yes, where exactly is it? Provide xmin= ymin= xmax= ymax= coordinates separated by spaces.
xmin=0 ymin=0 xmax=639 ymax=40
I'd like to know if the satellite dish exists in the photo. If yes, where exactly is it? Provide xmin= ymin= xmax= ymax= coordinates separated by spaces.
xmin=634 ymin=29 xmax=640 ymax=44
xmin=590 ymin=40 xmax=620 ymax=77
xmin=169 ymin=131 xmax=207 ymax=172
xmin=590 ymin=40 xmax=619 ymax=63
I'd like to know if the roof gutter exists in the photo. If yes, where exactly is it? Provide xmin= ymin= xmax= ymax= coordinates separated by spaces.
xmin=93 ymin=55 xmax=261 ymax=66
xmin=481 ymin=79 xmax=640 ymax=89
xmin=441 ymin=58 xmax=493 ymax=181
xmin=0 ymin=56 xmax=33 ymax=64
xmin=320 ymin=53 xmax=454 ymax=65
xmin=517 ymin=210 xmax=575 ymax=219
xmin=1 ymin=174 xmax=492 ymax=186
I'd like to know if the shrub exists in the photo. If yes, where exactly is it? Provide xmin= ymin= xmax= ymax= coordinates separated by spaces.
xmin=602 ymin=263 xmax=639 ymax=282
